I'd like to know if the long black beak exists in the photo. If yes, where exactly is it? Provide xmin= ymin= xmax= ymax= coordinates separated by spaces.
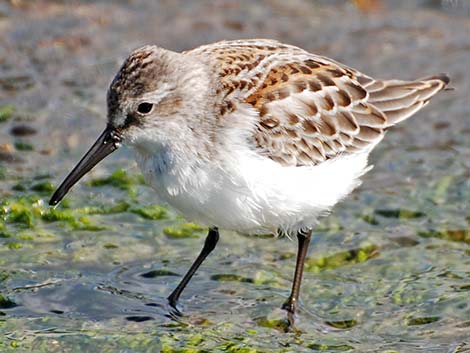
xmin=49 ymin=126 xmax=122 ymax=206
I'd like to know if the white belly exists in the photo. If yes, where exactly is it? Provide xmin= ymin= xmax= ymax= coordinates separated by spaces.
xmin=135 ymin=147 xmax=372 ymax=235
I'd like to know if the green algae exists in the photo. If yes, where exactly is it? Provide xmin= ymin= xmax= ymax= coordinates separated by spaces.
xmin=211 ymin=274 xmax=254 ymax=283
xmin=0 ymin=175 xmax=177 ymax=257
xmin=163 ymin=223 xmax=206 ymax=238
xmin=0 ymin=105 xmax=15 ymax=123
xmin=0 ymin=295 xmax=16 ymax=309
xmin=0 ymin=271 xmax=8 ymax=282
xmin=42 ymin=205 xmax=107 ymax=231
xmin=11 ymin=183 xmax=27 ymax=192
xmin=1 ymin=195 xmax=133 ymax=234
xmin=307 ymin=343 xmax=354 ymax=352
xmin=6 ymin=242 xmax=22 ymax=250
xmin=0 ymin=230 xmax=13 ymax=238
xmin=88 ymin=169 xmax=143 ymax=192
xmin=374 ymin=209 xmax=425 ymax=219
xmin=25 ymin=332 xmax=162 ymax=353
xmin=103 ymin=243 xmax=119 ymax=249
xmin=41 ymin=208 xmax=75 ymax=223
xmin=131 ymin=204 xmax=166 ymax=220
xmin=217 ymin=342 xmax=266 ymax=353
xmin=304 ymin=243 xmax=379 ymax=273
xmin=406 ymin=316 xmax=440 ymax=326
xmin=13 ymin=180 xmax=56 ymax=194
xmin=141 ymin=269 xmax=180 ymax=278
xmin=160 ymin=330 xmax=270 ymax=353
xmin=14 ymin=141 xmax=33 ymax=151
xmin=0 ymin=195 xmax=112 ymax=248
xmin=418 ymin=228 xmax=470 ymax=244
xmin=0 ymin=197 xmax=38 ymax=228
xmin=324 ymin=319 xmax=357 ymax=329
xmin=30 ymin=181 xmax=55 ymax=193
xmin=73 ymin=216 xmax=108 ymax=231
xmin=77 ymin=201 xmax=131 ymax=215
xmin=361 ymin=212 xmax=379 ymax=225
xmin=254 ymin=316 xmax=290 ymax=332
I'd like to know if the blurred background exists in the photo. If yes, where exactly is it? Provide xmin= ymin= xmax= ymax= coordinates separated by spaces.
xmin=0 ymin=1 xmax=469 ymax=352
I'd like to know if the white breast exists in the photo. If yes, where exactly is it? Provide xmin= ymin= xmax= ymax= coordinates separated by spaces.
xmin=135 ymin=143 xmax=372 ymax=236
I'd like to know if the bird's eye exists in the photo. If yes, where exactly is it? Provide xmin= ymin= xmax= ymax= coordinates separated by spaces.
xmin=137 ymin=102 xmax=153 ymax=115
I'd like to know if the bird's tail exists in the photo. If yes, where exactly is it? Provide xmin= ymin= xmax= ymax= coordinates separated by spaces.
xmin=362 ymin=73 xmax=450 ymax=127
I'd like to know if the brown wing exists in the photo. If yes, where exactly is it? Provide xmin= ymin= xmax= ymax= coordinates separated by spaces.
xmin=186 ymin=39 xmax=448 ymax=166
xmin=243 ymin=58 xmax=449 ymax=166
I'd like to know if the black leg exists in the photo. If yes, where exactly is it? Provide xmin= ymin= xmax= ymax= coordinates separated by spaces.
xmin=282 ymin=229 xmax=312 ymax=327
xmin=167 ymin=227 xmax=219 ymax=309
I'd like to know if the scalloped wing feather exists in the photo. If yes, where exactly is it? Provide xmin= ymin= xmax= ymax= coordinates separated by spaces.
xmin=246 ymin=64 xmax=448 ymax=166
xmin=187 ymin=40 xmax=449 ymax=166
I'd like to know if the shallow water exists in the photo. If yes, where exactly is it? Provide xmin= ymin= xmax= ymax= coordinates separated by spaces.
xmin=0 ymin=1 xmax=469 ymax=352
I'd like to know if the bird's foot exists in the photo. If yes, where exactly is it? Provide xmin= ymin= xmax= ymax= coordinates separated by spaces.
xmin=166 ymin=297 xmax=183 ymax=320
xmin=281 ymin=297 xmax=297 ymax=330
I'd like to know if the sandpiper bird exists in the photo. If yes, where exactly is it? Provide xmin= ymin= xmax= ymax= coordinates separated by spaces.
xmin=49 ymin=39 xmax=449 ymax=326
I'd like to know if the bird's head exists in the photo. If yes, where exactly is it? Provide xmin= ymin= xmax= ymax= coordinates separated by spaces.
xmin=49 ymin=45 xmax=213 ymax=206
